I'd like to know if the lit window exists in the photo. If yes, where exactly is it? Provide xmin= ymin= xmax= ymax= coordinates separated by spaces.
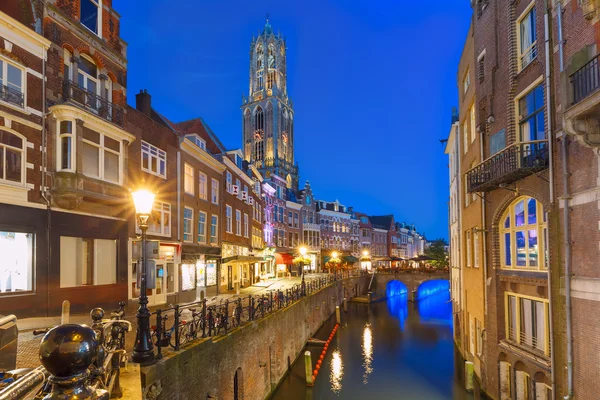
xmin=198 ymin=212 xmax=207 ymax=244
xmin=138 ymin=201 xmax=171 ymax=236
xmin=506 ymin=293 xmax=549 ymax=355
xmin=211 ymin=178 xmax=219 ymax=204
xmin=199 ymin=172 xmax=208 ymax=201
xmin=141 ymin=141 xmax=166 ymax=178
xmin=518 ymin=5 xmax=537 ymax=70
xmin=57 ymin=121 xmax=74 ymax=171
xmin=82 ymin=129 xmax=121 ymax=184
xmin=0 ymin=129 xmax=25 ymax=185
xmin=0 ymin=58 xmax=24 ymax=107
xmin=210 ymin=215 xmax=218 ymax=244
xmin=226 ymin=205 xmax=233 ymax=233
xmin=0 ymin=231 xmax=34 ymax=293
xmin=60 ymin=236 xmax=116 ymax=287
xmin=184 ymin=164 xmax=194 ymax=195
xmin=236 ymin=209 xmax=241 ymax=236
xmin=81 ymin=0 xmax=101 ymax=35
xmin=500 ymin=196 xmax=547 ymax=270
xmin=226 ymin=171 xmax=232 ymax=193
xmin=183 ymin=207 xmax=193 ymax=242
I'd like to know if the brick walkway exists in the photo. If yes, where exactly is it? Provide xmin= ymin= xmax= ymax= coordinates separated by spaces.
xmin=14 ymin=275 xmax=325 ymax=369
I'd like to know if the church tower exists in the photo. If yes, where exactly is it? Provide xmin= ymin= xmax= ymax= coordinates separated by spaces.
xmin=242 ymin=16 xmax=298 ymax=190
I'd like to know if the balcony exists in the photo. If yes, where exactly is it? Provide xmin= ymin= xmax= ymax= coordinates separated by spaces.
xmin=62 ymin=80 xmax=124 ymax=127
xmin=52 ymin=171 xmax=127 ymax=210
xmin=0 ymin=85 xmax=24 ymax=108
xmin=564 ymin=53 xmax=600 ymax=147
xmin=466 ymin=141 xmax=549 ymax=193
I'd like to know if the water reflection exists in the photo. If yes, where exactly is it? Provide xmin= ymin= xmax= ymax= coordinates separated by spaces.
xmin=386 ymin=280 xmax=408 ymax=297
xmin=418 ymin=291 xmax=453 ymax=324
xmin=416 ymin=279 xmax=450 ymax=300
xmin=330 ymin=349 xmax=344 ymax=393
xmin=386 ymin=293 xmax=408 ymax=329
xmin=362 ymin=323 xmax=373 ymax=383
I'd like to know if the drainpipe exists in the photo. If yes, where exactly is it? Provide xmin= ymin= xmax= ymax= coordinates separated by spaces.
xmin=555 ymin=2 xmax=573 ymax=398
xmin=543 ymin=1 xmax=557 ymax=397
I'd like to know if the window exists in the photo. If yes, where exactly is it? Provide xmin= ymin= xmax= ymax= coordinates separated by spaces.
xmin=226 ymin=171 xmax=232 ymax=193
xmin=477 ymin=0 xmax=489 ymax=17
xmin=199 ymin=172 xmax=208 ymax=200
xmin=60 ymin=237 xmax=116 ymax=287
xmin=288 ymin=211 xmax=293 ymax=227
xmin=183 ymin=207 xmax=193 ymax=242
xmin=197 ymin=212 xmax=207 ymax=244
xmin=226 ymin=205 xmax=233 ymax=233
xmin=57 ymin=121 xmax=74 ymax=171
xmin=0 ymin=129 xmax=25 ymax=184
xmin=466 ymin=230 xmax=472 ymax=267
xmin=474 ymin=231 xmax=480 ymax=267
xmin=518 ymin=84 xmax=545 ymax=143
xmin=244 ymin=213 xmax=249 ymax=238
xmin=0 ymin=58 xmax=24 ymax=107
xmin=0 ymin=231 xmax=34 ymax=293
xmin=463 ymin=123 xmax=468 ymax=154
xmin=82 ymin=129 xmax=121 ymax=183
xmin=506 ymin=293 xmax=549 ymax=355
xmin=211 ymin=178 xmax=219 ymax=204
xmin=184 ymin=164 xmax=194 ymax=195
xmin=80 ymin=0 xmax=101 ymax=35
xmin=490 ymin=129 xmax=506 ymax=155
xmin=141 ymin=141 xmax=166 ymax=178
xmin=186 ymin=134 xmax=206 ymax=150
xmin=236 ymin=178 xmax=241 ymax=199
xmin=500 ymin=196 xmax=547 ymax=270
xmin=478 ymin=55 xmax=485 ymax=83
xmin=464 ymin=179 xmax=470 ymax=207
xmin=294 ymin=213 xmax=299 ymax=228
xmin=235 ymin=209 xmax=241 ymax=236
xmin=475 ymin=319 xmax=483 ymax=356
xmin=147 ymin=201 xmax=171 ymax=236
xmin=253 ymin=178 xmax=261 ymax=194
xmin=518 ymin=4 xmax=537 ymax=70
xmin=463 ymin=69 xmax=470 ymax=94
xmin=470 ymin=106 xmax=476 ymax=143
xmin=210 ymin=215 xmax=218 ymax=245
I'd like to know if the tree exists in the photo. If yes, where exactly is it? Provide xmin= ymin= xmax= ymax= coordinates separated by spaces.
xmin=425 ymin=238 xmax=449 ymax=269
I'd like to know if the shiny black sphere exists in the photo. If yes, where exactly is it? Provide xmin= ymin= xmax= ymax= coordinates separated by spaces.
xmin=90 ymin=307 xmax=105 ymax=322
xmin=39 ymin=324 xmax=98 ymax=377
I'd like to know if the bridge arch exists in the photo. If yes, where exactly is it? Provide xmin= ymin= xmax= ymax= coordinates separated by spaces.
xmin=386 ymin=280 xmax=408 ymax=297
xmin=415 ymin=279 xmax=449 ymax=300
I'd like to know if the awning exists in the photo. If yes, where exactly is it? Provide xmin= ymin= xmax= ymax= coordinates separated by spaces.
xmin=221 ymin=255 xmax=265 ymax=264
xmin=391 ymin=257 xmax=405 ymax=261
xmin=343 ymin=256 xmax=359 ymax=263
xmin=275 ymin=253 xmax=294 ymax=265
xmin=181 ymin=243 xmax=221 ymax=263
xmin=411 ymin=255 xmax=434 ymax=261
xmin=373 ymin=256 xmax=392 ymax=262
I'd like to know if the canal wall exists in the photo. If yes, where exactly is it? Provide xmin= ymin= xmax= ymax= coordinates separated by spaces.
xmin=140 ymin=276 xmax=370 ymax=400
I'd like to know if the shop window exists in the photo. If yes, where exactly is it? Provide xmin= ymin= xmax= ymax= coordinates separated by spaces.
xmin=181 ymin=263 xmax=196 ymax=291
xmin=0 ymin=231 xmax=34 ymax=293
xmin=0 ymin=129 xmax=25 ymax=184
xmin=59 ymin=237 xmax=116 ymax=287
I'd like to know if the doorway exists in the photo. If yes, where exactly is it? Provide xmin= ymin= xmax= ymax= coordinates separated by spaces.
xmin=132 ymin=260 xmax=167 ymax=306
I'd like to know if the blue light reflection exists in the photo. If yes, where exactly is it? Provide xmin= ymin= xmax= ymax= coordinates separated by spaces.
xmin=415 ymin=279 xmax=450 ymax=300
xmin=386 ymin=280 xmax=408 ymax=297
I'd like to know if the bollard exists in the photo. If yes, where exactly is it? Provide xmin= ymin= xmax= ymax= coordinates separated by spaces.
xmin=305 ymin=350 xmax=314 ymax=386
xmin=61 ymin=300 xmax=70 ymax=324
xmin=156 ymin=310 xmax=163 ymax=359
xmin=465 ymin=361 xmax=474 ymax=391
xmin=336 ymin=306 xmax=341 ymax=324
xmin=174 ymin=305 xmax=180 ymax=351
xmin=343 ymin=298 xmax=347 ymax=312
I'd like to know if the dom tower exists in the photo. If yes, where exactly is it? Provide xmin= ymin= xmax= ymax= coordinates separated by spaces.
xmin=242 ymin=17 xmax=298 ymax=190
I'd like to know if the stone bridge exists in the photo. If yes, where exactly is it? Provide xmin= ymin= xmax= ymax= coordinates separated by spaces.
xmin=371 ymin=271 xmax=450 ymax=298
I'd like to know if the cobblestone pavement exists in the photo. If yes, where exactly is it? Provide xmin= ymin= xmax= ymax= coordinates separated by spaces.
xmin=14 ymin=275 xmax=327 ymax=369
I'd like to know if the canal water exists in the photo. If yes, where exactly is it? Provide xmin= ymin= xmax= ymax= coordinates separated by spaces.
xmin=271 ymin=289 xmax=472 ymax=400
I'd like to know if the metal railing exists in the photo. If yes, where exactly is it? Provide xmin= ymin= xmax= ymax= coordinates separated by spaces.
xmin=150 ymin=271 xmax=367 ymax=357
xmin=62 ymin=80 xmax=125 ymax=126
xmin=0 ymin=85 xmax=24 ymax=108
xmin=571 ymin=54 xmax=600 ymax=105
xmin=466 ymin=140 xmax=549 ymax=193
xmin=507 ymin=327 xmax=546 ymax=354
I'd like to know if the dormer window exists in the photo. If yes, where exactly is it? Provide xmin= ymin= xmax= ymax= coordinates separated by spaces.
xmin=81 ymin=0 xmax=102 ymax=36
xmin=186 ymin=134 xmax=206 ymax=151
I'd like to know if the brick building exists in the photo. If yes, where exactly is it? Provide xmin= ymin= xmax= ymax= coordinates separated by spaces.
xmin=317 ymin=199 xmax=359 ymax=266
xmin=297 ymin=181 xmax=321 ymax=272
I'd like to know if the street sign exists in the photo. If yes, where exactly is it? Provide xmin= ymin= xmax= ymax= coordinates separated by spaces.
xmin=132 ymin=240 xmax=160 ymax=260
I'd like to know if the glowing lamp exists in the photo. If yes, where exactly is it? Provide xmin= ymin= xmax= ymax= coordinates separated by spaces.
xmin=300 ymin=246 xmax=307 ymax=256
xmin=132 ymin=189 xmax=155 ymax=216
xmin=332 ymin=251 xmax=338 ymax=259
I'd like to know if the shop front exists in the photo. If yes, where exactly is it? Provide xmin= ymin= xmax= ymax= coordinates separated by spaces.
xmin=274 ymin=252 xmax=294 ymax=277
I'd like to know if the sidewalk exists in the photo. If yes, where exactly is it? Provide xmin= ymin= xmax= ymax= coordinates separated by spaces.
xmin=14 ymin=275 xmax=321 ymax=369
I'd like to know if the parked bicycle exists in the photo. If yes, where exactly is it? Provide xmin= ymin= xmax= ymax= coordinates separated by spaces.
xmin=151 ymin=309 xmax=188 ymax=348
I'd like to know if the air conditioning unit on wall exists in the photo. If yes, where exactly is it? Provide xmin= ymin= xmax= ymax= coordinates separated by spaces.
xmin=579 ymin=0 xmax=598 ymax=20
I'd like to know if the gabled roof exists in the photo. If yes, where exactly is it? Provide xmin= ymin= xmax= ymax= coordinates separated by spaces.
xmin=369 ymin=215 xmax=394 ymax=230
xmin=177 ymin=118 xmax=227 ymax=155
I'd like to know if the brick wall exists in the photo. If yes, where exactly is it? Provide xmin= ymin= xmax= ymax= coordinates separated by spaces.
xmin=140 ymin=276 xmax=370 ymax=400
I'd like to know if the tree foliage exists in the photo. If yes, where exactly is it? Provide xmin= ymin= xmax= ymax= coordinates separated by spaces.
xmin=424 ymin=238 xmax=449 ymax=268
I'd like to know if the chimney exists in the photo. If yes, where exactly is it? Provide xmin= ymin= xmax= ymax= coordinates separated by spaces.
xmin=136 ymin=89 xmax=152 ymax=117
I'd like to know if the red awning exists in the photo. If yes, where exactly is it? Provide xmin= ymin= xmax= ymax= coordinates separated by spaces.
xmin=275 ymin=253 xmax=294 ymax=265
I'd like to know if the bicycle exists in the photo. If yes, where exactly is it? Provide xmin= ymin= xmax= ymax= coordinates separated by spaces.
xmin=150 ymin=310 xmax=188 ymax=348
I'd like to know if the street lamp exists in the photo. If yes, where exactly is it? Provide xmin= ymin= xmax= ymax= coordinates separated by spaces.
xmin=331 ymin=251 xmax=339 ymax=278
xmin=131 ymin=189 xmax=155 ymax=365
xmin=300 ymin=246 xmax=307 ymax=296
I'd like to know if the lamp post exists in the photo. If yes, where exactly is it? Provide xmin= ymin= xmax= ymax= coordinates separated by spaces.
xmin=131 ymin=189 xmax=156 ymax=365
xmin=300 ymin=246 xmax=307 ymax=296
xmin=332 ymin=251 xmax=339 ymax=279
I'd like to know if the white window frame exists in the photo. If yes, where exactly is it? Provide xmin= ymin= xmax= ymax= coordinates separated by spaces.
xmin=199 ymin=172 xmax=208 ymax=201
xmin=474 ymin=230 xmax=480 ymax=268
xmin=198 ymin=211 xmax=207 ymax=244
xmin=226 ymin=205 xmax=233 ymax=233
xmin=81 ymin=130 xmax=123 ymax=184
xmin=57 ymin=120 xmax=75 ymax=172
xmin=466 ymin=230 xmax=472 ymax=267
xmin=211 ymin=178 xmax=219 ymax=204
xmin=0 ymin=128 xmax=26 ymax=187
xmin=463 ymin=69 xmax=470 ymax=94
xmin=235 ymin=209 xmax=241 ymax=236
xmin=517 ymin=2 xmax=537 ymax=71
xmin=80 ymin=0 xmax=103 ymax=38
xmin=0 ymin=56 xmax=26 ymax=109
xmin=226 ymin=171 xmax=232 ymax=193
xmin=470 ymin=105 xmax=476 ymax=144
xmin=236 ymin=178 xmax=242 ymax=199
xmin=137 ymin=201 xmax=171 ymax=237
xmin=183 ymin=207 xmax=193 ymax=242
xmin=186 ymin=134 xmax=206 ymax=150
xmin=184 ymin=163 xmax=194 ymax=195
xmin=141 ymin=141 xmax=166 ymax=178
xmin=244 ymin=213 xmax=249 ymax=238
xmin=210 ymin=215 xmax=218 ymax=245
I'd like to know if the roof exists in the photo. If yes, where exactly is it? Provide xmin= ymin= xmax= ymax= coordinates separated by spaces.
xmin=177 ymin=118 xmax=227 ymax=155
xmin=0 ymin=0 xmax=35 ymax=28
xmin=369 ymin=215 xmax=394 ymax=230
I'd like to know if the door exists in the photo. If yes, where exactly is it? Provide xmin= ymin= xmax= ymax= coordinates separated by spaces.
xmin=153 ymin=261 xmax=167 ymax=305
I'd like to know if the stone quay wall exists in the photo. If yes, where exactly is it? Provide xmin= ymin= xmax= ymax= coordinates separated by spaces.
xmin=140 ymin=276 xmax=370 ymax=400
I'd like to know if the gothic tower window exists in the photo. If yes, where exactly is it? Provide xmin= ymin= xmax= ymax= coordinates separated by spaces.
xmin=244 ymin=109 xmax=252 ymax=160
xmin=281 ymin=109 xmax=288 ymax=161
xmin=267 ymin=43 xmax=276 ymax=89
xmin=256 ymin=44 xmax=264 ymax=91
xmin=254 ymin=106 xmax=264 ymax=161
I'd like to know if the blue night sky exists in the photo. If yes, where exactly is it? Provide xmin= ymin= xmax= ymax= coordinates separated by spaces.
xmin=118 ymin=1 xmax=473 ymax=240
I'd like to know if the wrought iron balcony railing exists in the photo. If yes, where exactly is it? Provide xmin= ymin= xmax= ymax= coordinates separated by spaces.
xmin=62 ymin=80 xmax=124 ymax=126
xmin=466 ymin=140 xmax=549 ymax=193
xmin=571 ymin=54 xmax=600 ymax=105
xmin=0 ymin=84 xmax=24 ymax=108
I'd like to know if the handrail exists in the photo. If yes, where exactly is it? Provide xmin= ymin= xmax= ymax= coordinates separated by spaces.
xmin=0 ymin=366 xmax=48 ymax=400
xmin=464 ymin=139 xmax=548 ymax=175
xmin=570 ymin=53 xmax=600 ymax=105
xmin=0 ymin=314 xmax=17 ymax=327
xmin=62 ymin=80 xmax=125 ymax=127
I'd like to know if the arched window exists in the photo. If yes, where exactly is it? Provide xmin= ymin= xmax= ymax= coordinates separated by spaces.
xmin=256 ymin=44 xmax=264 ymax=69
xmin=499 ymin=196 xmax=547 ymax=270
xmin=0 ymin=129 xmax=25 ymax=184
xmin=253 ymin=106 xmax=264 ymax=161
